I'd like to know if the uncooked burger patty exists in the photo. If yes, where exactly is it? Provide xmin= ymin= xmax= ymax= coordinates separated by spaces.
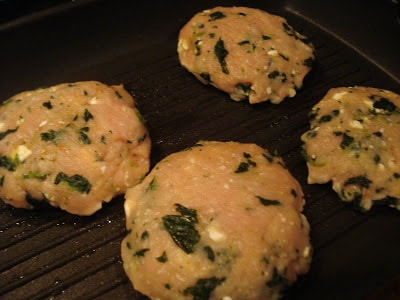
xmin=121 ymin=141 xmax=312 ymax=300
xmin=177 ymin=6 xmax=315 ymax=104
xmin=0 ymin=81 xmax=151 ymax=216
xmin=301 ymin=86 xmax=400 ymax=211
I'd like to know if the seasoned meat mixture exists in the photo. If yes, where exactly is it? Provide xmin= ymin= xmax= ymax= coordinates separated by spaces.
xmin=301 ymin=86 xmax=400 ymax=211
xmin=177 ymin=6 xmax=315 ymax=104
xmin=122 ymin=141 xmax=312 ymax=300
xmin=0 ymin=81 xmax=151 ymax=215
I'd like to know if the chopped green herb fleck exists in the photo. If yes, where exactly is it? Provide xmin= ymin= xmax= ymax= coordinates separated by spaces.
xmin=40 ymin=129 xmax=63 ymax=142
xmin=83 ymin=109 xmax=93 ymax=122
xmin=184 ymin=277 xmax=226 ymax=300
xmin=162 ymin=203 xmax=200 ymax=254
xmin=340 ymin=133 xmax=355 ymax=149
xmin=54 ymin=172 xmax=91 ymax=193
xmin=208 ymin=11 xmax=226 ymax=21
xmin=371 ymin=95 xmax=397 ymax=112
xmin=279 ymin=53 xmax=289 ymax=61
xmin=146 ymin=177 xmax=158 ymax=192
xmin=0 ymin=155 xmax=19 ymax=171
xmin=0 ymin=175 xmax=4 ymax=186
xmin=373 ymin=154 xmax=381 ymax=164
xmin=282 ymin=22 xmax=311 ymax=44
xmin=22 ymin=171 xmax=48 ymax=180
xmin=115 ymin=90 xmax=123 ymax=99
xmin=42 ymin=101 xmax=52 ymax=109
xmin=195 ymin=40 xmax=202 ymax=56
xmin=238 ymin=40 xmax=250 ymax=45
xmin=235 ymin=153 xmax=257 ymax=173
xmin=268 ymin=71 xmax=287 ymax=82
xmin=156 ymin=251 xmax=168 ymax=263
xmin=305 ymin=130 xmax=318 ymax=139
xmin=235 ymin=162 xmax=250 ymax=173
xmin=0 ymin=127 xmax=18 ymax=141
xmin=257 ymin=196 xmax=281 ymax=206
xmin=236 ymin=83 xmax=252 ymax=96
xmin=319 ymin=114 xmax=333 ymax=123
xmin=141 ymin=231 xmax=149 ymax=240
xmin=263 ymin=153 xmax=274 ymax=163
xmin=262 ymin=34 xmax=271 ymax=40
xmin=79 ymin=127 xmax=91 ymax=144
xmin=134 ymin=248 xmax=150 ymax=257
xmin=214 ymin=38 xmax=229 ymax=74
xmin=203 ymin=245 xmax=215 ymax=261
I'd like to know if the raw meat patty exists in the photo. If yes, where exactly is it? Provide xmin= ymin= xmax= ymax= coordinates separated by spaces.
xmin=0 ymin=81 xmax=151 ymax=216
xmin=301 ymin=86 xmax=400 ymax=211
xmin=177 ymin=6 xmax=315 ymax=104
xmin=121 ymin=141 xmax=312 ymax=300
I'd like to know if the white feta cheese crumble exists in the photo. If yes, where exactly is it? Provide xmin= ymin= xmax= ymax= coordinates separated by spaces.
xmin=267 ymin=49 xmax=278 ymax=56
xmin=89 ymin=97 xmax=98 ymax=104
xmin=39 ymin=120 xmax=48 ymax=127
xmin=349 ymin=120 xmax=363 ymax=129
xmin=17 ymin=116 xmax=24 ymax=125
xmin=333 ymin=91 xmax=348 ymax=100
xmin=17 ymin=145 xmax=32 ymax=161
xmin=207 ymin=224 xmax=226 ymax=242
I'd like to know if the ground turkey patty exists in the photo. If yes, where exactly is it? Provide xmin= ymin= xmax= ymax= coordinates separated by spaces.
xmin=177 ymin=6 xmax=315 ymax=104
xmin=301 ymin=86 xmax=400 ymax=211
xmin=0 ymin=81 xmax=151 ymax=216
xmin=121 ymin=141 xmax=312 ymax=300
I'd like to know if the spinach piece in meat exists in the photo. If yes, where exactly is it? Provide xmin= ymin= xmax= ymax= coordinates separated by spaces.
xmin=257 ymin=196 xmax=281 ymax=206
xmin=214 ymin=38 xmax=229 ymax=74
xmin=40 ymin=129 xmax=63 ymax=143
xmin=0 ymin=155 xmax=19 ymax=171
xmin=208 ymin=11 xmax=226 ymax=21
xmin=54 ymin=172 xmax=91 ymax=193
xmin=162 ymin=203 xmax=200 ymax=254
xmin=83 ymin=109 xmax=93 ymax=122
xmin=78 ymin=127 xmax=91 ymax=144
xmin=0 ymin=127 xmax=18 ymax=141
xmin=184 ymin=277 xmax=226 ymax=300
xmin=371 ymin=95 xmax=397 ymax=112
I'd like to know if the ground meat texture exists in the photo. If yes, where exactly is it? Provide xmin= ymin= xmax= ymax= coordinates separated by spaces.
xmin=301 ymin=86 xmax=400 ymax=211
xmin=177 ymin=6 xmax=315 ymax=104
xmin=0 ymin=81 xmax=151 ymax=216
xmin=121 ymin=141 xmax=312 ymax=300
